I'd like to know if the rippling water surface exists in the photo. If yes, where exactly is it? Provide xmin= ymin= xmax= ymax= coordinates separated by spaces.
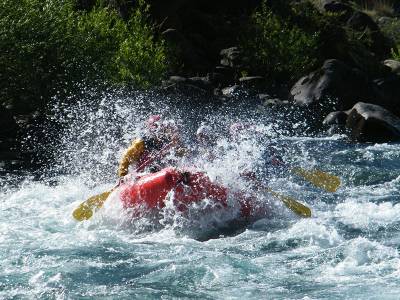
xmin=1 ymin=91 xmax=400 ymax=299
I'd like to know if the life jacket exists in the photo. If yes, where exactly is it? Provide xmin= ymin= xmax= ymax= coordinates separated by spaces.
xmin=136 ymin=136 xmax=168 ymax=172
xmin=117 ymin=135 xmax=171 ymax=177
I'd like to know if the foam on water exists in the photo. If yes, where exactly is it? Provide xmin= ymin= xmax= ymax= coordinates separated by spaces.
xmin=2 ymin=89 xmax=400 ymax=299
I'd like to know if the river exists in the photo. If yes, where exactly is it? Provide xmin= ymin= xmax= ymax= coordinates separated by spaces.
xmin=1 ymin=91 xmax=400 ymax=299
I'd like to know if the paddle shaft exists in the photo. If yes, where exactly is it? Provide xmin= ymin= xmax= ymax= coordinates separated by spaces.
xmin=247 ymin=175 xmax=312 ymax=218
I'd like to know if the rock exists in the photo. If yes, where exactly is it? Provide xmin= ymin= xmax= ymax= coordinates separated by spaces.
xmin=161 ymin=76 xmax=186 ymax=89
xmin=377 ymin=16 xmax=394 ymax=26
xmin=238 ymin=76 xmax=264 ymax=90
xmin=220 ymin=47 xmax=241 ymax=68
xmin=262 ymin=98 xmax=288 ymax=107
xmin=323 ymin=1 xmax=353 ymax=18
xmin=383 ymin=59 xmax=400 ymax=74
xmin=161 ymin=75 xmax=215 ymax=95
xmin=258 ymin=93 xmax=272 ymax=100
xmin=372 ymin=74 xmax=400 ymax=116
xmin=162 ymin=28 xmax=183 ymax=42
xmin=187 ymin=76 xmax=213 ymax=91
xmin=347 ymin=11 xmax=390 ymax=59
xmin=258 ymin=93 xmax=289 ymax=105
xmin=213 ymin=88 xmax=223 ymax=96
xmin=346 ymin=102 xmax=400 ymax=142
xmin=347 ymin=11 xmax=379 ymax=31
xmin=289 ymin=59 xmax=373 ymax=114
xmin=323 ymin=110 xmax=349 ymax=134
xmin=206 ymin=72 xmax=223 ymax=86
xmin=214 ymin=66 xmax=235 ymax=84
xmin=323 ymin=110 xmax=349 ymax=126
xmin=168 ymin=76 xmax=187 ymax=84
xmin=221 ymin=85 xmax=241 ymax=97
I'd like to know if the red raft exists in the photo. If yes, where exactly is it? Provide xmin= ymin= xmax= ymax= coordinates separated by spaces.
xmin=119 ymin=167 xmax=253 ymax=217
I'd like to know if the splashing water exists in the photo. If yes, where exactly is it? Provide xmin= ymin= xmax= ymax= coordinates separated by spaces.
xmin=1 ymin=89 xmax=400 ymax=299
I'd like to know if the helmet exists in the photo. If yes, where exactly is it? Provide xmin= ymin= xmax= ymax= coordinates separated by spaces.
xmin=146 ymin=115 xmax=178 ymax=139
xmin=146 ymin=115 xmax=162 ymax=131
xmin=196 ymin=123 xmax=214 ymax=144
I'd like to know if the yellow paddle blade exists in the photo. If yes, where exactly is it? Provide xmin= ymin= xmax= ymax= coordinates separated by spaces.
xmin=266 ymin=188 xmax=311 ymax=218
xmin=72 ymin=190 xmax=113 ymax=221
xmin=291 ymin=167 xmax=341 ymax=193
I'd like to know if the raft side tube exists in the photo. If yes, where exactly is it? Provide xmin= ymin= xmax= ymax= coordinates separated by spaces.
xmin=120 ymin=167 xmax=182 ymax=209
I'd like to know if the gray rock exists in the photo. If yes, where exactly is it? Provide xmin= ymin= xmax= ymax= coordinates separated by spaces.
xmin=214 ymin=66 xmax=235 ymax=85
xmin=346 ymin=102 xmax=400 ymax=142
xmin=258 ymin=94 xmax=272 ymax=100
xmin=383 ymin=59 xmax=400 ymax=74
xmin=168 ymin=76 xmax=187 ymax=83
xmin=347 ymin=11 xmax=390 ymax=59
xmin=323 ymin=1 xmax=353 ymax=17
xmin=372 ymin=74 xmax=400 ymax=116
xmin=161 ymin=76 xmax=210 ymax=95
xmin=289 ymin=59 xmax=373 ymax=113
xmin=323 ymin=110 xmax=350 ymax=134
xmin=262 ymin=98 xmax=288 ymax=107
xmin=220 ymin=47 xmax=241 ymax=68
xmin=239 ymin=76 xmax=264 ymax=89
xmin=323 ymin=110 xmax=349 ymax=126
xmin=188 ymin=76 xmax=213 ymax=91
xmin=347 ymin=11 xmax=379 ymax=31
xmin=239 ymin=76 xmax=263 ymax=82
xmin=221 ymin=85 xmax=241 ymax=97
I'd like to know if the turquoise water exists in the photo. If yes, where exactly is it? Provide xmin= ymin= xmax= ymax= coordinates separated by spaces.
xmin=1 ymin=94 xmax=400 ymax=299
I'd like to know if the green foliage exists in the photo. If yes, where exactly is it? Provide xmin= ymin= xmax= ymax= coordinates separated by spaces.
xmin=379 ymin=17 xmax=400 ymax=45
xmin=0 ymin=0 xmax=167 ymax=112
xmin=112 ymin=4 xmax=167 ymax=88
xmin=240 ymin=1 xmax=319 ymax=82
xmin=392 ymin=47 xmax=400 ymax=61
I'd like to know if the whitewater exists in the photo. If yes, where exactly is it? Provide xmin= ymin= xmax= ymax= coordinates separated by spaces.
xmin=1 ymin=90 xmax=400 ymax=299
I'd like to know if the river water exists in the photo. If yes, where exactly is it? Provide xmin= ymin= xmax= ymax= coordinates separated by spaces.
xmin=1 ymin=91 xmax=400 ymax=299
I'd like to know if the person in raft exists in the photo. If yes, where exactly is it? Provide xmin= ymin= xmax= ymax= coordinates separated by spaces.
xmin=194 ymin=123 xmax=219 ymax=162
xmin=117 ymin=115 xmax=184 ymax=177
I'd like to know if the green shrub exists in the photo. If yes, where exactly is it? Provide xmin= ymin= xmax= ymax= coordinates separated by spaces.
xmin=0 ymin=0 xmax=167 ymax=112
xmin=379 ymin=17 xmax=400 ymax=45
xmin=392 ymin=47 xmax=400 ymax=60
xmin=240 ymin=1 xmax=319 ymax=83
xmin=112 ymin=3 xmax=167 ymax=88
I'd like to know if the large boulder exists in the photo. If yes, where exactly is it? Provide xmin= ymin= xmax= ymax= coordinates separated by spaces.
xmin=289 ymin=59 xmax=373 ymax=115
xmin=220 ymin=47 xmax=242 ymax=68
xmin=346 ymin=102 xmax=400 ymax=142
xmin=383 ymin=60 xmax=400 ymax=75
xmin=322 ymin=1 xmax=353 ymax=18
xmin=372 ymin=74 xmax=400 ymax=116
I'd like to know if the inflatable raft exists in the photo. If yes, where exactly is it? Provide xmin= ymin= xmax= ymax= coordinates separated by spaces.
xmin=119 ymin=167 xmax=253 ymax=217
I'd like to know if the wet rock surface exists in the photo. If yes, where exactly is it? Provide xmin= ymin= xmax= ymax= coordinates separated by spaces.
xmin=345 ymin=102 xmax=400 ymax=143
xmin=289 ymin=59 xmax=373 ymax=114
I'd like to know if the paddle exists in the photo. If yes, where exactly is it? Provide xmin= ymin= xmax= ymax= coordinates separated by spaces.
xmin=272 ymin=158 xmax=340 ymax=192
xmin=290 ymin=167 xmax=340 ymax=193
xmin=72 ymin=190 xmax=114 ymax=221
xmin=72 ymin=141 xmax=176 ymax=221
xmin=264 ymin=187 xmax=311 ymax=217
xmin=244 ymin=172 xmax=312 ymax=218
